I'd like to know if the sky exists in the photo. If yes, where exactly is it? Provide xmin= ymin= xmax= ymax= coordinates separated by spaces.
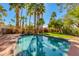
xmin=0 ymin=3 xmax=67 ymax=26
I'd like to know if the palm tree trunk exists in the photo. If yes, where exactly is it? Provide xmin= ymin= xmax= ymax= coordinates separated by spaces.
xmin=25 ymin=5 xmax=28 ymax=33
xmin=42 ymin=25 xmax=44 ymax=34
xmin=29 ymin=15 xmax=31 ymax=32
xmin=41 ymin=13 xmax=43 ymax=33
xmin=23 ymin=19 xmax=25 ymax=33
xmin=34 ymin=12 xmax=36 ymax=34
xmin=20 ymin=20 xmax=21 ymax=28
xmin=21 ymin=8 xmax=23 ymax=33
xmin=37 ymin=14 xmax=39 ymax=34
xmin=22 ymin=19 xmax=24 ymax=33
xmin=41 ymin=13 xmax=43 ymax=18
xmin=16 ymin=5 xmax=19 ymax=28
xmin=25 ymin=17 xmax=27 ymax=33
xmin=20 ymin=20 xmax=21 ymax=33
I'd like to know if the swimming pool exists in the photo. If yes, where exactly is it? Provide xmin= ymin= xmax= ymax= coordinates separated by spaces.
xmin=15 ymin=35 xmax=70 ymax=56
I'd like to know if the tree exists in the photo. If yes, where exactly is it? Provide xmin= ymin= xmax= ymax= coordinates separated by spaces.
xmin=50 ymin=11 xmax=57 ymax=25
xmin=57 ymin=3 xmax=79 ymax=35
xmin=62 ymin=15 xmax=75 ymax=34
xmin=39 ymin=4 xmax=45 ymax=18
xmin=50 ymin=11 xmax=56 ymax=20
xmin=20 ymin=4 xmax=26 ymax=28
xmin=25 ymin=3 xmax=45 ymax=33
xmin=21 ymin=16 xmax=26 ymax=30
xmin=11 ymin=18 xmax=15 ymax=23
xmin=36 ymin=4 xmax=45 ymax=33
xmin=48 ymin=18 xmax=56 ymax=32
xmin=26 ymin=4 xmax=34 ymax=31
xmin=55 ymin=18 xmax=63 ymax=33
xmin=0 ymin=5 xmax=7 ymax=21
xmin=57 ymin=4 xmax=79 ymax=27
xmin=48 ymin=16 xmax=63 ymax=33
xmin=68 ymin=6 xmax=79 ymax=27
xmin=37 ymin=18 xmax=45 ymax=33
xmin=9 ymin=3 xmax=22 ymax=28
xmin=48 ymin=11 xmax=57 ymax=32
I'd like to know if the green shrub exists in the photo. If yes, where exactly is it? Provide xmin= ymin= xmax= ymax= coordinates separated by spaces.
xmin=72 ymin=28 xmax=79 ymax=36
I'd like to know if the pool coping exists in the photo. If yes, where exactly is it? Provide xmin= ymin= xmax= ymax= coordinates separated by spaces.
xmin=20 ymin=34 xmax=70 ymax=43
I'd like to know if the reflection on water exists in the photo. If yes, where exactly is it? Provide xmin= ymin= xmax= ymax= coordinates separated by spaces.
xmin=16 ymin=35 xmax=70 ymax=56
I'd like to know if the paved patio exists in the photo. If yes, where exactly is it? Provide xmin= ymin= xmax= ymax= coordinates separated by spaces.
xmin=0 ymin=34 xmax=20 ymax=56
xmin=68 ymin=37 xmax=79 ymax=56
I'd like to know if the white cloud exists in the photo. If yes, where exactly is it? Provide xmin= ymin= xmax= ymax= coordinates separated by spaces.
xmin=43 ymin=25 xmax=48 ymax=28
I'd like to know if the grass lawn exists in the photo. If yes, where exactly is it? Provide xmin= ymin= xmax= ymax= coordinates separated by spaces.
xmin=43 ymin=32 xmax=74 ymax=39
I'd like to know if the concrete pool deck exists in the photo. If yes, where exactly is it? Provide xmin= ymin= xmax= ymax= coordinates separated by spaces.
xmin=68 ymin=37 xmax=79 ymax=56
xmin=0 ymin=34 xmax=20 ymax=56
xmin=0 ymin=34 xmax=79 ymax=56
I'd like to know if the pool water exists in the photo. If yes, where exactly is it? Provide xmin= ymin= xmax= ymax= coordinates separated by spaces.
xmin=15 ymin=35 xmax=70 ymax=56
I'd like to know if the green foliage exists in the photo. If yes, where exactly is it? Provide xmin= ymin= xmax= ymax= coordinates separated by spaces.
xmin=55 ymin=18 xmax=63 ymax=29
xmin=63 ymin=16 xmax=74 ymax=27
xmin=0 ymin=3 xmax=79 ymax=36
xmin=68 ymin=6 xmax=79 ymax=18
xmin=71 ymin=28 xmax=79 ymax=36
xmin=48 ymin=9 xmax=79 ymax=36
xmin=50 ymin=11 xmax=56 ymax=20
xmin=0 ymin=5 xmax=7 ymax=18
xmin=0 ymin=14 xmax=2 ymax=19
xmin=51 ymin=11 xmax=56 ymax=17
xmin=11 ymin=19 xmax=15 ymax=22
xmin=37 ymin=18 xmax=45 ymax=25
xmin=48 ymin=19 xmax=56 ymax=28
xmin=48 ymin=18 xmax=63 ymax=32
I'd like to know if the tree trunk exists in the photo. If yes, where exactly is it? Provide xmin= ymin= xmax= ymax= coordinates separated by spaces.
xmin=37 ymin=13 xmax=40 ymax=34
xmin=16 ymin=5 xmax=19 ymax=28
xmin=21 ymin=8 xmax=23 ymax=33
xmin=37 ymin=14 xmax=39 ymax=34
xmin=42 ymin=25 xmax=44 ymax=34
xmin=23 ymin=19 xmax=25 ymax=32
xmin=34 ymin=12 xmax=36 ymax=34
xmin=29 ymin=15 xmax=31 ymax=32
xmin=25 ymin=18 xmax=27 ymax=33
xmin=41 ymin=13 xmax=43 ymax=18
xmin=22 ymin=19 xmax=24 ymax=33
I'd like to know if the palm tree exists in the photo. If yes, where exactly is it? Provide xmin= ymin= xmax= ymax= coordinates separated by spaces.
xmin=36 ymin=4 xmax=45 ymax=33
xmin=24 ymin=17 xmax=27 ymax=31
xmin=48 ymin=11 xmax=57 ymax=32
xmin=27 ymin=4 xmax=34 ymax=31
xmin=39 ymin=4 xmax=45 ymax=18
xmin=24 ymin=3 xmax=30 ymax=27
xmin=9 ymin=3 xmax=22 ymax=28
xmin=31 ymin=3 xmax=45 ymax=34
xmin=11 ymin=18 xmax=15 ymax=23
xmin=24 ymin=3 xmax=37 ymax=33
xmin=50 ymin=11 xmax=56 ymax=20
xmin=26 ymin=3 xmax=37 ymax=33
xmin=21 ymin=16 xmax=25 ymax=29
xmin=37 ymin=18 xmax=45 ymax=33
xmin=48 ymin=18 xmax=56 ymax=32
xmin=0 ymin=5 xmax=7 ymax=21
xmin=33 ymin=4 xmax=37 ymax=33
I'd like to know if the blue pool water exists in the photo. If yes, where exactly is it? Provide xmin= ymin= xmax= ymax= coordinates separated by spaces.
xmin=15 ymin=35 xmax=70 ymax=56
